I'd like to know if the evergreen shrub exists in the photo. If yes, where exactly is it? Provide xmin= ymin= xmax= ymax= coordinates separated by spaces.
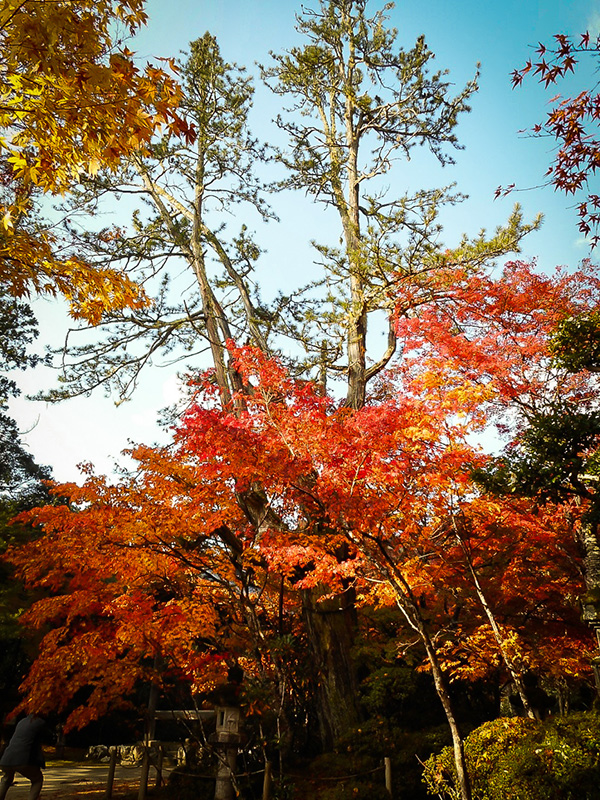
xmin=423 ymin=712 xmax=600 ymax=800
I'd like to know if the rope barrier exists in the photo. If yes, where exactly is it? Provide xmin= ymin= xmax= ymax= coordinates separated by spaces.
xmin=285 ymin=764 xmax=384 ymax=782
xmin=168 ymin=766 xmax=265 ymax=779
xmin=103 ymin=747 xmax=389 ymax=791
xmin=171 ymin=763 xmax=384 ymax=781
xmin=169 ymin=771 xmax=216 ymax=780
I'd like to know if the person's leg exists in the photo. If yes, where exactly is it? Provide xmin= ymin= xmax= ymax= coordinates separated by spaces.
xmin=0 ymin=769 xmax=15 ymax=800
xmin=15 ymin=767 xmax=43 ymax=800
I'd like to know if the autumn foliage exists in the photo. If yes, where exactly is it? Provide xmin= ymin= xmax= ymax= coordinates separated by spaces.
xmin=0 ymin=0 xmax=189 ymax=192
xmin=7 ymin=256 xmax=600 ymax=729
xmin=3 ymin=7 xmax=600 ymax=798
xmin=511 ymin=33 xmax=600 ymax=246
xmin=0 ymin=0 xmax=193 ymax=320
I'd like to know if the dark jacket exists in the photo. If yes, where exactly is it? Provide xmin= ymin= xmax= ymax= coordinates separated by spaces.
xmin=0 ymin=715 xmax=46 ymax=768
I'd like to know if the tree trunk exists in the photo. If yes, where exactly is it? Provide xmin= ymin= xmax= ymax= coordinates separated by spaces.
xmin=346 ymin=296 xmax=368 ymax=410
xmin=456 ymin=533 xmax=537 ymax=719
xmin=419 ymin=627 xmax=471 ymax=800
xmin=372 ymin=540 xmax=472 ymax=800
xmin=577 ymin=519 xmax=600 ymax=696
xmin=302 ymin=585 xmax=361 ymax=749
xmin=232 ymin=493 xmax=363 ymax=751
xmin=579 ymin=520 xmax=600 ymax=595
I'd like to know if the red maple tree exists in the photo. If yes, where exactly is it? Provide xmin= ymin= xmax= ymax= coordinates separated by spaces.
xmin=5 ymin=257 xmax=600 ymax=800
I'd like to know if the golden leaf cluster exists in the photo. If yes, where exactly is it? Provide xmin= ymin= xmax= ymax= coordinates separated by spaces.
xmin=0 ymin=1 xmax=191 ymax=318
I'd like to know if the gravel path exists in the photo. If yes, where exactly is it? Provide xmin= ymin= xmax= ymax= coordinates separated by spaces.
xmin=3 ymin=762 xmax=166 ymax=799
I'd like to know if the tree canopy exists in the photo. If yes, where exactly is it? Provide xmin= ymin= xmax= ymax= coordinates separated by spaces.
xmin=2 ymin=4 xmax=600 ymax=800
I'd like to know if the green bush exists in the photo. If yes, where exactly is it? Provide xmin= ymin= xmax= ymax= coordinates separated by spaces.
xmin=423 ymin=712 xmax=600 ymax=800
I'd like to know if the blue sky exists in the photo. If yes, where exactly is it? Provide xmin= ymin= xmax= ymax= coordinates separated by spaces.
xmin=134 ymin=0 xmax=600 ymax=266
xmin=9 ymin=0 xmax=600 ymax=483
xmin=132 ymin=0 xmax=600 ymax=306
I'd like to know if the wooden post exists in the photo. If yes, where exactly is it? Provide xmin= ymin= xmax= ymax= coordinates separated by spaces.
xmin=104 ymin=747 xmax=118 ymax=800
xmin=155 ymin=744 xmax=164 ymax=789
xmin=147 ymin=684 xmax=159 ymax=743
xmin=384 ymin=756 xmax=392 ymax=797
xmin=262 ymin=761 xmax=272 ymax=800
xmin=55 ymin=724 xmax=65 ymax=760
xmin=138 ymin=746 xmax=150 ymax=800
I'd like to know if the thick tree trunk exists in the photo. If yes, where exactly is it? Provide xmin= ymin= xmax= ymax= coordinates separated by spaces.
xmin=302 ymin=585 xmax=361 ymax=749
xmin=578 ymin=520 xmax=600 ymax=696
xmin=579 ymin=520 xmax=600 ymax=596
xmin=346 ymin=298 xmax=368 ymax=410
xmin=232 ymin=493 xmax=363 ymax=750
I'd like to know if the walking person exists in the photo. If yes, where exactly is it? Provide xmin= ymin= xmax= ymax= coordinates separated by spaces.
xmin=0 ymin=714 xmax=46 ymax=799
